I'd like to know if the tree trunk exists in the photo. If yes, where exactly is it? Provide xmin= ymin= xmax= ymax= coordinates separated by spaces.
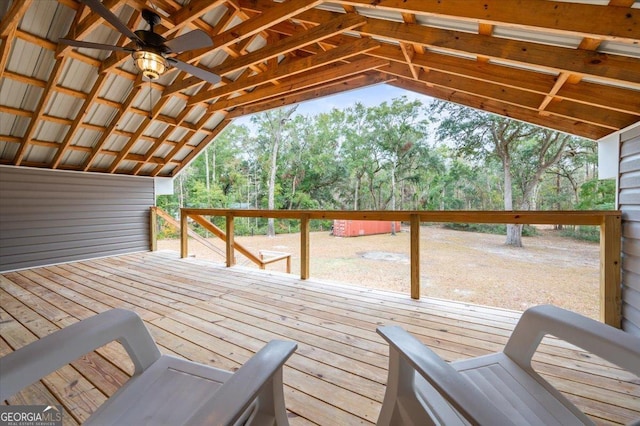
xmin=266 ymin=106 xmax=297 ymax=237
xmin=204 ymin=148 xmax=211 ymax=206
xmin=502 ymin=158 xmax=523 ymax=247
xmin=353 ymin=177 xmax=359 ymax=210
xmin=267 ymin=133 xmax=279 ymax=237
xmin=390 ymin=162 xmax=397 ymax=235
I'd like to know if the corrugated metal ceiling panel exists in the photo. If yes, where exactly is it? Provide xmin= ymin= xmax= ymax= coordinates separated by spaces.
xmin=0 ymin=0 xmax=638 ymax=177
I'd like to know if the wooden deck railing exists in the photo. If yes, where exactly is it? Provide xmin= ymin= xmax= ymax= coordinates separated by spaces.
xmin=151 ymin=208 xmax=622 ymax=328
xmin=150 ymin=207 xmax=291 ymax=272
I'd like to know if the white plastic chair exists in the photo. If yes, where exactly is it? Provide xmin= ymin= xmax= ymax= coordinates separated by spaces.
xmin=377 ymin=304 xmax=640 ymax=426
xmin=0 ymin=309 xmax=297 ymax=426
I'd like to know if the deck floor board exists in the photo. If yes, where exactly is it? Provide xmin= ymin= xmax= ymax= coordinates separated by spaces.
xmin=1 ymin=251 xmax=638 ymax=425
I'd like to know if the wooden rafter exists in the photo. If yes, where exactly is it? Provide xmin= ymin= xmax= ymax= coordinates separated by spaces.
xmin=208 ymin=56 xmax=389 ymax=112
xmin=336 ymin=0 xmax=640 ymax=42
xmin=52 ymin=10 xmax=143 ymax=170
xmin=358 ymin=19 xmax=640 ymax=88
xmin=188 ymin=36 xmax=380 ymax=106
xmin=165 ymin=1 xmax=344 ymax=96
xmin=81 ymin=74 xmax=144 ymax=171
xmin=226 ymin=72 xmax=394 ymax=119
xmin=390 ymin=77 xmax=613 ymax=140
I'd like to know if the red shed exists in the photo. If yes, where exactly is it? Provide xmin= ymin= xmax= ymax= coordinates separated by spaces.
xmin=332 ymin=220 xmax=402 ymax=237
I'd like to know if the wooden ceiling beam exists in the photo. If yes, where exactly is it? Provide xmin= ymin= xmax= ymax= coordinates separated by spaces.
xmin=81 ymin=75 xmax=144 ymax=171
xmin=14 ymin=58 xmax=67 ymax=166
xmin=167 ymin=13 xmax=366 ymax=96
xmin=208 ymin=56 xmax=388 ymax=112
xmin=58 ymin=11 xmax=145 ymax=170
xmin=0 ymin=0 xmax=32 ymax=37
xmin=538 ymin=73 xmax=571 ymax=112
xmin=369 ymin=45 xmax=557 ymax=94
xmin=226 ymin=72 xmax=393 ymax=119
xmin=359 ymin=19 xmax=640 ymax=88
xmin=399 ymin=42 xmax=419 ymax=80
xmin=179 ymin=0 xmax=324 ymax=65
xmin=0 ymin=0 xmax=32 ymax=80
xmin=138 ymin=103 xmax=218 ymax=176
xmin=0 ymin=27 xmax=16 ymax=80
xmin=556 ymin=82 xmax=640 ymax=116
xmin=381 ymin=62 xmax=546 ymax=111
xmin=544 ymin=99 xmax=637 ymax=130
xmin=389 ymin=78 xmax=611 ymax=140
xmin=335 ymin=0 xmax=639 ymax=42
xmin=188 ymin=37 xmax=380 ymax=105
xmin=284 ymin=7 xmax=640 ymax=89
xmin=108 ymin=91 xmax=175 ymax=173
xmin=148 ymin=127 xmax=195 ymax=176
xmin=168 ymin=0 xmax=227 ymax=31
xmin=0 ymin=105 xmax=32 ymax=117
xmin=371 ymin=43 xmax=640 ymax=118
xmin=68 ymin=0 xmax=123 ymax=50
xmin=15 ymin=29 xmax=56 ymax=51
xmin=50 ymin=74 xmax=109 ymax=169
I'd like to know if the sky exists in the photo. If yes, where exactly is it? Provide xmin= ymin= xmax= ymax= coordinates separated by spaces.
xmin=232 ymin=83 xmax=435 ymax=127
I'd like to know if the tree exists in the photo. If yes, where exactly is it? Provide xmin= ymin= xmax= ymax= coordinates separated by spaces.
xmin=281 ymin=112 xmax=346 ymax=209
xmin=335 ymin=98 xmax=432 ymax=212
xmin=431 ymin=102 xmax=578 ymax=246
xmin=251 ymin=106 xmax=298 ymax=237
xmin=367 ymin=97 xmax=430 ymax=233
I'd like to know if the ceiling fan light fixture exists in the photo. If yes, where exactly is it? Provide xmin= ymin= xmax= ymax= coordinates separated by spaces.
xmin=133 ymin=51 xmax=167 ymax=80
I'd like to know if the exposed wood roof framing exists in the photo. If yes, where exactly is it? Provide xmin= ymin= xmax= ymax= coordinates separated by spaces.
xmin=0 ymin=0 xmax=639 ymax=177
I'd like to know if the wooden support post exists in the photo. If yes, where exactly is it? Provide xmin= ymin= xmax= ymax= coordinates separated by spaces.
xmin=600 ymin=214 xmax=622 ymax=328
xmin=150 ymin=207 xmax=157 ymax=251
xmin=410 ymin=214 xmax=420 ymax=299
xmin=300 ymin=214 xmax=310 ymax=280
xmin=226 ymin=214 xmax=235 ymax=267
xmin=180 ymin=210 xmax=188 ymax=258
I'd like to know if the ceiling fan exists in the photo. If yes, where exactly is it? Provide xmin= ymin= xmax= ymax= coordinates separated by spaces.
xmin=59 ymin=0 xmax=221 ymax=84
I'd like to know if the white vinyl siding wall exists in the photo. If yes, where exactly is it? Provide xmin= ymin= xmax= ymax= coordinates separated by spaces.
xmin=619 ymin=125 xmax=640 ymax=335
xmin=0 ymin=166 xmax=155 ymax=272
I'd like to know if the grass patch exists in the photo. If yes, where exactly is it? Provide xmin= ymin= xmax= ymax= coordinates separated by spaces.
xmin=560 ymin=225 xmax=600 ymax=243
xmin=443 ymin=223 xmax=538 ymax=236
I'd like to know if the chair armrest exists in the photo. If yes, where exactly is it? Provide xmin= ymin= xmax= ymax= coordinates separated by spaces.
xmin=504 ymin=305 xmax=640 ymax=375
xmin=377 ymin=326 xmax=513 ymax=426
xmin=0 ymin=309 xmax=161 ymax=401
xmin=185 ymin=340 xmax=297 ymax=426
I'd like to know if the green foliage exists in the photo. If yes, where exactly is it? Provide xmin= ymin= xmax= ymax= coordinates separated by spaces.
xmin=560 ymin=226 xmax=600 ymax=242
xmin=155 ymin=96 xmax=614 ymax=244
xmin=443 ymin=223 xmax=538 ymax=236
xmin=577 ymin=179 xmax=616 ymax=210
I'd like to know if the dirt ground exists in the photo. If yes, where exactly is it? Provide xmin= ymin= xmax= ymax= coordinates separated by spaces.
xmin=158 ymin=225 xmax=600 ymax=319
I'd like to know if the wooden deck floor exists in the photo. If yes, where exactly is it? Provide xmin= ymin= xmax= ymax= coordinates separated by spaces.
xmin=1 ymin=251 xmax=638 ymax=425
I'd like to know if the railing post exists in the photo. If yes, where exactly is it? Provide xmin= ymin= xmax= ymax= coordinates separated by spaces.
xmin=600 ymin=213 xmax=622 ymax=328
xmin=410 ymin=214 xmax=420 ymax=299
xmin=300 ymin=214 xmax=310 ymax=280
xmin=226 ymin=214 xmax=235 ymax=267
xmin=180 ymin=209 xmax=188 ymax=258
xmin=150 ymin=207 xmax=157 ymax=251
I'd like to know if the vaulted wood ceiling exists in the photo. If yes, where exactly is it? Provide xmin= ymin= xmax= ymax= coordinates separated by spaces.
xmin=1 ymin=0 xmax=639 ymax=177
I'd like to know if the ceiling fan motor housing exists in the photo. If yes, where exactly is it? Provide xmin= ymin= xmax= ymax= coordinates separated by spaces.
xmin=132 ymin=10 xmax=170 ymax=80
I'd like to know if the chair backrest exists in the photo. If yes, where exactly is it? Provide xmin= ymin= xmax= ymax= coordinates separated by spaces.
xmin=504 ymin=305 xmax=640 ymax=376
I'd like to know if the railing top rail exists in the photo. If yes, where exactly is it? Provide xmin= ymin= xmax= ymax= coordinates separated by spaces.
xmin=181 ymin=209 xmax=620 ymax=226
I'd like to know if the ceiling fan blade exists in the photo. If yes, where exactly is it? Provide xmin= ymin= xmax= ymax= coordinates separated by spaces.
xmin=80 ymin=0 xmax=143 ymax=44
xmin=168 ymin=58 xmax=221 ymax=85
xmin=165 ymin=30 xmax=213 ymax=53
xmin=58 ymin=38 xmax=134 ymax=52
